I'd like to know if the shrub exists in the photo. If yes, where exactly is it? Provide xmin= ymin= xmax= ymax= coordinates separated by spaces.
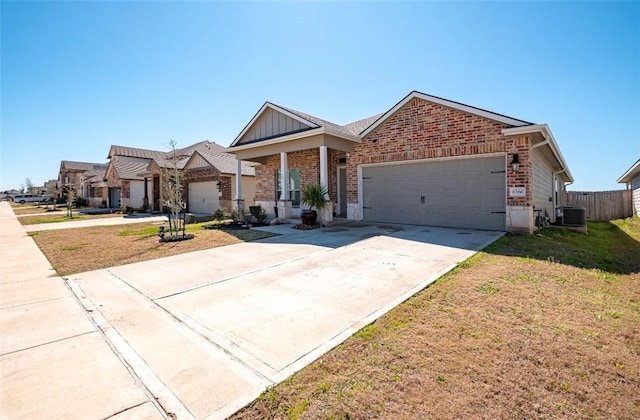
xmin=213 ymin=207 xmax=226 ymax=220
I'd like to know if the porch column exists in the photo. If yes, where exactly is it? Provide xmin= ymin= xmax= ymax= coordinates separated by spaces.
xmin=280 ymin=152 xmax=289 ymax=200
xmin=319 ymin=146 xmax=329 ymax=198
xmin=278 ymin=152 xmax=292 ymax=219
xmin=143 ymin=177 xmax=149 ymax=211
xmin=319 ymin=145 xmax=333 ymax=223
xmin=233 ymin=159 xmax=244 ymax=213
xmin=235 ymin=160 xmax=242 ymax=200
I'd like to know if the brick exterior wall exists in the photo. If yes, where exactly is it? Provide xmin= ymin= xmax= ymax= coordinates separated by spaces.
xmin=121 ymin=180 xmax=130 ymax=199
xmin=255 ymin=150 xmax=326 ymax=202
xmin=348 ymin=97 xmax=533 ymax=208
xmin=106 ymin=166 xmax=119 ymax=188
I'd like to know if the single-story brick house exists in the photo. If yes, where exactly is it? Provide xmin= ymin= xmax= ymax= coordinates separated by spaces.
xmin=105 ymin=141 xmax=255 ymax=212
xmin=617 ymin=159 xmax=640 ymax=217
xmin=226 ymin=91 xmax=573 ymax=233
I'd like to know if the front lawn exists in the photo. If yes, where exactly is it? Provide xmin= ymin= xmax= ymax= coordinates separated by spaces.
xmin=232 ymin=219 xmax=640 ymax=419
xmin=30 ymin=222 xmax=276 ymax=275
xmin=19 ymin=212 xmax=121 ymax=225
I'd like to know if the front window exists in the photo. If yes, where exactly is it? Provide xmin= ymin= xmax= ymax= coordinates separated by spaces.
xmin=276 ymin=169 xmax=300 ymax=206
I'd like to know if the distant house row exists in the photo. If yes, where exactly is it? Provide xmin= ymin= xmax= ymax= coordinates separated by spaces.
xmin=57 ymin=141 xmax=255 ymax=213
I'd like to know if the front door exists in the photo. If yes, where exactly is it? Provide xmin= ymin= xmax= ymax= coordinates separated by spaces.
xmin=338 ymin=167 xmax=347 ymax=217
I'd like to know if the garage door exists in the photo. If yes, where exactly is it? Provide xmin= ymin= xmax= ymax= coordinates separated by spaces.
xmin=362 ymin=156 xmax=506 ymax=230
xmin=188 ymin=181 xmax=219 ymax=214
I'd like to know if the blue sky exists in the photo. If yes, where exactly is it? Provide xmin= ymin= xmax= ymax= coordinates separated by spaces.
xmin=1 ymin=1 xmax=638 ymax=192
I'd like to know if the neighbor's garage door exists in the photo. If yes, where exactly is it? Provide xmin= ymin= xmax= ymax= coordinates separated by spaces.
xmin=362 ymin=156 xmax=506 ymax=230
xmin=188 ymin=181 xmax=219 ymax=214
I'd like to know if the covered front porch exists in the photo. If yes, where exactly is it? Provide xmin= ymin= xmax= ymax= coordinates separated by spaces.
xmin=225 ymin=101 xmax=376 ymax=224
xmin=228 ymin=133 xmax=357 ymax=224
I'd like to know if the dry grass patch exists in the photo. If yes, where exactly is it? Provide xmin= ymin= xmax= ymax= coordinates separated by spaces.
xmin=10 ymin=203 xmax=62 ymax=216
xmin=232 ymin=219 xmax=640 ymax=420
xmin=30 ymin=222 xmax=275 ymax=275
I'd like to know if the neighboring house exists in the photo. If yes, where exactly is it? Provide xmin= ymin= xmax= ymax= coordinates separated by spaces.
xmin=181 ymin=144 xmax=256 ymax=214
xmin=617 ymin=159 xmax=640 ymax=217
xmin=57 ymin=161 xmax=108 ymax=204
xmin=106 ymin=141 xmax=255 ymax=212
xmin=227 ymin=91 xmax=573 ymax=233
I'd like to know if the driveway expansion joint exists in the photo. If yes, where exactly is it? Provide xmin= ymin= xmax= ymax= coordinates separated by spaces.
xmin=64 ymin=276 xmax=189 ymax=420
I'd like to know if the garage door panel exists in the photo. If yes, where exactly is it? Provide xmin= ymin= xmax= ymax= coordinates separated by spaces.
xmin=362 ymin=156 xmax=506 ymax=230
xmin=188 ymin=182 xmax=219 ymax=214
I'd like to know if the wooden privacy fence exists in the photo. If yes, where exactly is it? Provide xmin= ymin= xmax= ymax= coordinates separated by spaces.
xmin=561 ymin=190 xmax=633 ymax=221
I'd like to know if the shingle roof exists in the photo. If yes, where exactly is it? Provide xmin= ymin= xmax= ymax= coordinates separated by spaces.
xmin=108 ymin=141 xmax=253 ymax=177
xmin=108 ymin=145 xmax=167 ymax=160
xmin=112 ymin=157 xmax=153 ymax=180
xmin=62 ymin=161 xmax=108 ymax=172
xmin=342 ymin=113 xmax=385 ymax=136
xmin=195 ymin=146 xmax=256 ymax=176
xmin=270 ymin=103 xmax=380 ymax=138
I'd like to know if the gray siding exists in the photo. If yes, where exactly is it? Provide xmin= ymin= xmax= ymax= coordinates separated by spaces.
xmin=238 ymin=108 xmax=311 ymax=144
xmin=532 ymin=148 xmax=554 ymax=220
xmin=632 ymin=174 xmax=640 ymax=216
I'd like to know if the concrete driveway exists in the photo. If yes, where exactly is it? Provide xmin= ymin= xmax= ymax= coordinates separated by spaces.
xmin=68 ymin=222 xmax=502 ymax=419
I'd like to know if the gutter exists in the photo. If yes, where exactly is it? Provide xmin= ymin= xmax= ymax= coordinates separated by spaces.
xmin=502 ymin=124 xmax=574 ymax=183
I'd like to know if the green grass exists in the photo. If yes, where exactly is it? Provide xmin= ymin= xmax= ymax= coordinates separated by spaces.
xmin=485 ymin=219 xmax=640 ymax=274
xmin=232 ymin=218 xmax=640 ymax=419
xmin=19 ymin=215 xmax=85 ymax=225
xmin=117 ymin=226 xmax=160 ymax=237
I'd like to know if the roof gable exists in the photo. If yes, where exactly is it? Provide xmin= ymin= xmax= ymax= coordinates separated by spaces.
xmin=361 ymin=91 xmax=532 ymax=138
xmin=231 ymin=103 xmax=317 ymax=147
xmin=184 ymin=149 xmax=255 ymax=176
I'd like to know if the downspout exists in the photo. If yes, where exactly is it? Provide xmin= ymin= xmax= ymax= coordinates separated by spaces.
xmin=552 ymin=169 xmax=565 ymax=220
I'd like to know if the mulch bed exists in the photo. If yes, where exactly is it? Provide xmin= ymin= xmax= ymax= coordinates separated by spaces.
xmin=292 ymin=223 xmax=321 ymax=231
xmin=158 ymin=234 xmax=195 ymax=242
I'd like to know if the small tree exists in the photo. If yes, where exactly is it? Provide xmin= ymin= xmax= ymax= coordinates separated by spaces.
xmin=24 ymin=178 xmax=35 ymax=194
xmin=161 ymin=140 xmax=187 ymax=238
xmin=46 ymin=182 xmax=58 ymax=210
xmin=65 ymin=185 xmax=76 ymax=218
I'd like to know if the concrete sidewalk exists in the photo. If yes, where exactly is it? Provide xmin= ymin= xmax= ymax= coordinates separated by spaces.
xmin=23 ymin=214 xmax=168 ymax=232
xmin=0 ymin=202 xmax=165 ymax=419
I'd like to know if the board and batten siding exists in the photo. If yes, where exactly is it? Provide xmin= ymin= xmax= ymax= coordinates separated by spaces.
xmin=188 ymin=153 xmax=210 ymax=169
xmin=532 ymin=148 xmax=554 ymax=221
xmin=239 ymin=108 xmax=311 ymax=144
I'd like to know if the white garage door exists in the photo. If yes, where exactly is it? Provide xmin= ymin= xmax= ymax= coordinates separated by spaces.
xmin=362 ymin=156 xmax=506 ymax=230
xmin=188 ymin=181 xmax=219 ymax=214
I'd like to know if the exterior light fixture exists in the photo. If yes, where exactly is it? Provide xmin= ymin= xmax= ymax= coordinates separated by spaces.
xmin=510 ymin=154 xmax=520 ymax=172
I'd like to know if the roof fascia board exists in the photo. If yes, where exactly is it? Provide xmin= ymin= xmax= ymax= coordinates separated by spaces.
xmin=227 ymin=127 xmax=359 ymax=153
xmin=230 ymin=102 xmax=320 ymax=147
xmin=502 ymin=124 xmax=574 ymax=183
xmin=361 ymin=91 xmax=531 ymax=138
xmin=617 ymin=159 xmax=640 ymax=184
